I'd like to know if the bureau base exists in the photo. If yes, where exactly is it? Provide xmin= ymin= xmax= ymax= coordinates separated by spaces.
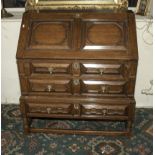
xmin=20 ymin=96 xmax=135 ymax=137
xmin=23 ymin=118 xmax=133 ymax=137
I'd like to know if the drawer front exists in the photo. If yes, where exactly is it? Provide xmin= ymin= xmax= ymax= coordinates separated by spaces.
xmin=29 ymin=78 xmax=72 ymax=94
xmin=26 ymin=102 xmax=129 ymax=119
xmin=19 ymin=60 xmax=128 ymax=79
xmin=81 ymin=80 xmax=126 ymax=95
xmin=21 ymin=96 xmax=134 ymax=120
xmin=21 ymin=60 xmax=80 ymax=77
xmin=30 ymin=61 xmax=72 ymax=76
xmin=28 ymin=103 xmax=74 ymax=116
xmin=81 ymin=104 xmax=128 ymax=117
xmin=80 ymin=61 xmax=126 ymax=78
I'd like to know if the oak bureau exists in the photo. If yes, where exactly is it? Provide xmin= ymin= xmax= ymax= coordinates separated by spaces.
xmin=16 ymin=10 xmax=138 ymax=136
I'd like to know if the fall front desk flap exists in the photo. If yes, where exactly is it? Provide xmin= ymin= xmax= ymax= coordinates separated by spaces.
xmin=25 ymin=0 xmax=128 ymax=11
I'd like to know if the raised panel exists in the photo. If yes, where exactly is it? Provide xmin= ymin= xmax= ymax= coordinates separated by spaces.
xmin=81 ymin=21 xmax=128 ymax=51
xmin=28 ymin=20 xmax=74 ymax=50
xmin=80 ymin=61 xmax=125 ymax=78
xmin=30 ymin=61 xmax=72 ymax=76
xmin=87 ymin=23 xmax=122 ymax=45
xmin=29 ymin=78 xmax=72 ymax=94
xmin=31 ymin=23 xmax=66 ymax=44
xmin=81 ymin=80 xmax=127 ymax=95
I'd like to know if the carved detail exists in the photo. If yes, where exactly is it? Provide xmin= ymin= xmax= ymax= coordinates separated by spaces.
xmin=25 ymin=0 xmax=128 ymax=11
xmin=118 ymin=0 xmax=128 ymax=8
xmin=84 ymin=108 xmax=103 ymax=115
xmin=49 ymin=107 xmax=68 ymax=114
xmin=31 ymin=106 xmax=71 ymax=114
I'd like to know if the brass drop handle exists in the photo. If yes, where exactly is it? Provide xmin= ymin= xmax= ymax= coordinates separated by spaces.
xmin=101 ymin=85 xmax=109 ymax=93
xmin=74 ymin=104 xmax=79 ymax=110
xmin=47 ymin=85 xmax=52 ymax=92
xmin=102 ymin=109 xmax=107 ymax=116
xmin=101 ymin=85 xmax=106 ymax=93
xmin=47 ymin=107 xmax=51 ymax=114
xmin=99 ymin=68 xmax=105 ymax=75
xmin=48 ymin=67 xmax=53 ymax=75
xmin=73 ymin=79 xmax=80 ymax=85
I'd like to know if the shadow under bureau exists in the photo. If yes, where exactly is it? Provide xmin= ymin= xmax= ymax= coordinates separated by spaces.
xmin=16 ymin=10 xmax=138 ymax=136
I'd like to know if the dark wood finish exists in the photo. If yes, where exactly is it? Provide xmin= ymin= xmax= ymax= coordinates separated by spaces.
xmin=17 ymin=10 xmax=138 ymax=136
xmin=30 ymin=128 xmax=130 ymax=136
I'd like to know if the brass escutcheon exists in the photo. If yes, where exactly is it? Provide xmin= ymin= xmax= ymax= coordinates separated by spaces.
xmin=73 ymin=79 xmax=80 ymax=85
xmin=73 ymin=62 xmax=79 ymax=70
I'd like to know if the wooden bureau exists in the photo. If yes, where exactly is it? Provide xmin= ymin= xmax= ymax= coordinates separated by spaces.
xmin=16 ymin=10 xmax=138 ymax=136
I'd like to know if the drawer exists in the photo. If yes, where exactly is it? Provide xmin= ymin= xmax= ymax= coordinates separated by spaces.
xmin=18 ymin=60 xmax=128 ymax=79
xmin=81 ymin=104 xmax=128 ymax=117
xmin=29 ymin=78 xmax=72 ymax=94
xmin=28 ymin=61 xmax=72 ymax=76
xmin=27 ymin=103 xmax=129 ymax=118
xmin=81 ymin=80 xmax=127 ymax=95
xmin=80 ymin=61 xmax=126 ymax=78
xmin=20 ymin=96 xmax=134 ymax=120
xmin=28 ymin=103 xmax=74 ymax=116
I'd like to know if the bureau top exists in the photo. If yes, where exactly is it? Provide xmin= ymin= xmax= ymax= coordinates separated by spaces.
xmin=16 ymin=11 xmax=138 ymax=60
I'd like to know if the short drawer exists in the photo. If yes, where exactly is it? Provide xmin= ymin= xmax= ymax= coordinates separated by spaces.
xmin=29 ymin=78 xmax=72 ymax=94
xmin=28 ymin=103 xmax=74 ymax=116
xmin=81 ymin=104 xmax=128 ymax=117
xmin=80 ymin=61 xmax=126 ymax=78
xmin=30 ymin=61 xmax=72 ymax=76
xmin=81 ymin=80 xmax=127 ymax=95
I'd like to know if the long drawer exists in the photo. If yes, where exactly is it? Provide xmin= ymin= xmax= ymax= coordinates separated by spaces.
xmin=17 ymin=60 xmax=130 ymax=79
xmin=20 ymin=77 xmax=128 ymax=96
xmin=21 ymin=97 xmax=132 ymax=119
